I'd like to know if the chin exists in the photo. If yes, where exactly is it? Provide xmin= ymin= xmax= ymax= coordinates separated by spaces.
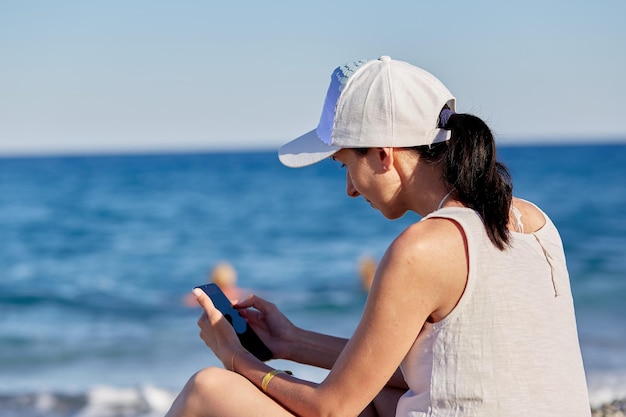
xmin=380 ymin=209 xmax=407 ymax=220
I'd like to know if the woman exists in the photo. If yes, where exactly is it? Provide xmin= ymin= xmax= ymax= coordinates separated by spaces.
xmin=166 ymin=56 xmax=590 ymax=416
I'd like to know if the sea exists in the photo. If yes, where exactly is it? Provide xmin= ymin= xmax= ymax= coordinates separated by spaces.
xmin=0 ymin=143 xmax=625 ymax=416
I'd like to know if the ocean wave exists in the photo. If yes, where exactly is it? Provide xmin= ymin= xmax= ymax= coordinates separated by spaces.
xmin=2 ymin=373 xmax=626 ymax=417
xmin=0 ymin=385 xmax=176 ymax=417
xmin=588 ymin=370 xmax=626 ymax=409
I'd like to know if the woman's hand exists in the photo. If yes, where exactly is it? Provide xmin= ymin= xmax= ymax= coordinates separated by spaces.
xmin=235 ymin=294 xmax=299 ymax=360
xmin=193 ymin=288 xmax=243 ymax=369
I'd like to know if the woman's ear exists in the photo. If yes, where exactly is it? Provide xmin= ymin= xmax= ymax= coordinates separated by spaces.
xmin=379 ymin=147 xmax=394 ymax=171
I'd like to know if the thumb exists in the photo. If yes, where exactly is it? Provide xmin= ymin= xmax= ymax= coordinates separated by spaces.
xmin=192 ymin=288 xmax=217 ymax=313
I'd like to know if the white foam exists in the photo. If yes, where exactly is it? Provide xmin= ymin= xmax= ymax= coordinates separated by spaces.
xmin=141 ymin=385 xmax=178 ymax=414
xmin=75 ymin=384 xmax=176 ymax=417
xmin=2 ymin=369 xmax=626 ymax=416
xmin=587 ymin=369 xmax=626 ymax=408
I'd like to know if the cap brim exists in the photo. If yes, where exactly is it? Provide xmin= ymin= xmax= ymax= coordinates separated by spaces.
xmin=278 ymin=129 xmax=341 ymax=168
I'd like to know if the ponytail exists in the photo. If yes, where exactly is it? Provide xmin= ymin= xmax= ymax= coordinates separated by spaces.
xmin=416 ymin=112 xmax=513 ymax=250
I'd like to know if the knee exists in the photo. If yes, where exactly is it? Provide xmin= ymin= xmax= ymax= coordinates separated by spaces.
xmin=188 ymin=366 xmax=228 ymax=396
xmin=167 ymin=367 xmax=228 ymax=417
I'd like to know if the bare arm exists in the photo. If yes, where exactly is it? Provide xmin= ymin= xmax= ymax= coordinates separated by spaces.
xmin=238 ymin=296 xmax=408 ymax=388
xmin=236 ymin=296 xmax=347 ymax=369
xmin=283 ymin=327 xmax=408 ymax=389
xmin=286 ymin=327 xmax=348 ymax=369
xmin=196 ymin=218 xmax=467 ymax=416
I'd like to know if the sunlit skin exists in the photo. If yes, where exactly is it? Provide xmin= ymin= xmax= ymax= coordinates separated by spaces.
xmin=333 ymin=147 xmax=545 ymax=232
xmin=332 ymin=147 xmax=458 ymax=218
xmin=165 ymin=146 xmax=547 ymax=417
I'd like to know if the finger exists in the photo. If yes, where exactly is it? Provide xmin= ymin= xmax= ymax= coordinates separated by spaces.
xmin=233 ymin=294 xmax=254 ymax=308
xmin=234 ymin=294 xmax=267 ymax=309
xmin=238 ymin=308 xmax=263 ymax=323
xmin=197 ymin=311 xmax=208 ymax=325
xmin=192 ymin=288 xmax=218 ymax=316
xmin=239 ymin=295 xmax=277 ymax=320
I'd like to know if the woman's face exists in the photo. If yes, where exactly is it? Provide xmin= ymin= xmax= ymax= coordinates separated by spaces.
xmin=332 ymin=148 xmax=406 ymax=219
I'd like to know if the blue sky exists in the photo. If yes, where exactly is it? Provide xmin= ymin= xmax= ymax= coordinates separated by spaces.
xmin=1 ymin=0 xmax=625 ymax=156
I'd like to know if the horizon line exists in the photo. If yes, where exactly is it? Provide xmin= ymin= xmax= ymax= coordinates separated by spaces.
xmin=0 ymin=136 xmax=625 ymax=160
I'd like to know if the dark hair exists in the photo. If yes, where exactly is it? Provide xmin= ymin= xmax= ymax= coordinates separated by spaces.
xmin=348 ymin=114 xmax=512 ymax=249
xmin=414 ymin=113 xmax=513 ymax=250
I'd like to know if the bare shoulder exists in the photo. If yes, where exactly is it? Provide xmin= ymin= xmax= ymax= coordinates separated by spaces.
xmin=380 ymin=217 xmax=468 ymax=322
xmin=391 ymin=217 xmax=466 ymax=257
xmin=511 ymin=197 xmax=546 ymax=233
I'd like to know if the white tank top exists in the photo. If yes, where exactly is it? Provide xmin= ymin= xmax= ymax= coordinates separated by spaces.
xmin=395 ymin=206 xmax=590 ymax=417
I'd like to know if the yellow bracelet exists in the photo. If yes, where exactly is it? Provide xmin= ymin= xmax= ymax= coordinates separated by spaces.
xmin=261 ymin=369 xmax=293 ymax=393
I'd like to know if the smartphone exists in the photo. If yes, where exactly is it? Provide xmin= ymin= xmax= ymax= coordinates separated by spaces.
xmin=194 ymin=283 xmax=273 ymax=361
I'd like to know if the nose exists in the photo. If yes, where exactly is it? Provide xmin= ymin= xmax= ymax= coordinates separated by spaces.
xmin=346 ymin=172 xmax=360 ymax=198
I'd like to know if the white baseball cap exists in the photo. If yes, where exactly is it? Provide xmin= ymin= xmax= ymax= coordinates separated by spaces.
xmin=278 ymin=56 xmax=456 ymax=168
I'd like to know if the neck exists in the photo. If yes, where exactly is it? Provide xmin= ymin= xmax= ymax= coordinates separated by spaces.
xmin=437 ymin=189 xmax=455 ymax=211
xmin=393 ymin=150 xmax=452 ymax=216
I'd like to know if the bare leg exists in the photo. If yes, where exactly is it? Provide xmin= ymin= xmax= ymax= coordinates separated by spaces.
xmin=166 ymin=367 xmax=404 ymax=417
xmin=165 ymin=367 xmax=295 ymax=417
